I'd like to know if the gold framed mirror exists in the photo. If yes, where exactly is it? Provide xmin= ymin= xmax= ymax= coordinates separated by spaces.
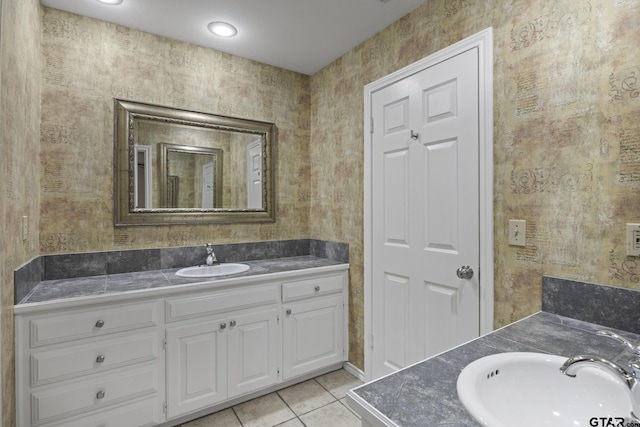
xmin=114 ymin=99 xmax=276 ymax=225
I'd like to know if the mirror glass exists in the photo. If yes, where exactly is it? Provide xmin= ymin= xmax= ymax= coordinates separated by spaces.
xmin=115 ymin=99 xmax=275 ymax=225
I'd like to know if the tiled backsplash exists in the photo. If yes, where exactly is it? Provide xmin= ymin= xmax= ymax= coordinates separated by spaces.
xmin=14 ymin=239 xmax=348 ymax=304
xmin=542 ymin=275 xmax=640 ymax=334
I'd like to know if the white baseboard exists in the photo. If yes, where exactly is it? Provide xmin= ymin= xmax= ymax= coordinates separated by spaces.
xmin=343 ymin=361 xmax=365 ymax=382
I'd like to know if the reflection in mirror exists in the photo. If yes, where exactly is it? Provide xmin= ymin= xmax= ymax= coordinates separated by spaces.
xmin=134 ymin=144 xmax=152 ymax=208
xmin=114 ymin=99 xmax=275 ymax=225
xmin=159 ymin=143 xmax=223 ymax=209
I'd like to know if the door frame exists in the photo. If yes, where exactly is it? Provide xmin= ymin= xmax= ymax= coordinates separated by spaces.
xmin=363 ymin=28 xmax=494 ymax=380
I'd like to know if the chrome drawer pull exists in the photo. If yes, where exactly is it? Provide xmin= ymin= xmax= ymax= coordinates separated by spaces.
xmin=96 ymin=390 xmax=105 ymax=400
xmin=96 ymin=355 xmax=105 ymax=363
xmin=95 ymin=320 xmax=105 ymax=328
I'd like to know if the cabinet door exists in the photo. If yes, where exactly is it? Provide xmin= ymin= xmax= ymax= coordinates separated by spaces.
xmin=227 ymin=309 xmax=280 ymax=398
xmin=166 ymin=319 xmax=227 ymax=419
xmin=282 ymin=295 xmax=344 ymax=380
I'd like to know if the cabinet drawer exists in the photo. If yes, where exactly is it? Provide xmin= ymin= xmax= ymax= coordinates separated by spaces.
xmin=30 ymin=333 xmax=159 ymax=387
xmin=46 ymin=396 xmax=161 ymax=427
xmin=282 ymin=274 xmax=344 ymax=302
xmin=30 ymin=365 xmax=159 ymax=425
xmin=29 ymin=302 xmax=159 ymax=347
xmin=166 ymin=284 xmax=279 ymax=322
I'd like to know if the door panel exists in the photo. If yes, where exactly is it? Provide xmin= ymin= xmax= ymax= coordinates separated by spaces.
xmin=166 ymin=320 xmax=227 ymax=418
xmin=383 ymin=149 xmax=410 ymax=246
xmin=282 ymin=296 xmax=343 ymax=380
xmin=382 ymin=273 xmax=409 ymax=372
xmin=383 ymin=97 xmax=410 ymax=134
xmin=423 ymin=138 xmax=459 ymax=251
xmin=227 ymin=309 xmax=279 ymax=398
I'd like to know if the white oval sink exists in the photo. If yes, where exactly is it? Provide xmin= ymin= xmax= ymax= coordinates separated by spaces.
xmin=457 ymin=352 xmax=633 ymax=427
xmin=175 ymin=263 xmax=250 ymax=278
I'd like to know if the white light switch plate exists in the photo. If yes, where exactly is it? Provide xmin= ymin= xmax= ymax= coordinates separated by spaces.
xmin=508 ymin=220 xmax=526 ymax=246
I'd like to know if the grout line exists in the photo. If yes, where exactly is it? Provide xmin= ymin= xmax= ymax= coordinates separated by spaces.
xmin=185 ymin=370 xmax=362 ymax=427
xmin=231 ymin=406 xmax=244 ymax=426
xmin=275 ymin=387 xmax=303 ymax=425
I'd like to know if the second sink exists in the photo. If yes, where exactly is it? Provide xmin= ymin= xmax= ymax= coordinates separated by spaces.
xmin=176 ymin=263 xmax=250 ymax=278
xmin=457 ymin=352 xmax=633 ymax=426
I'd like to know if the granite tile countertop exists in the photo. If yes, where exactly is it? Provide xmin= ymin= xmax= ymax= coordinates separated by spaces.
xmin=18 ymin=255 xmax=346 ymax=306
xmin=347 ymin=311 xmax=640 ymax=426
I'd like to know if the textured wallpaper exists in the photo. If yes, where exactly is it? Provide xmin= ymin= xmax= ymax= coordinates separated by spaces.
xmin=311 ymin=0 xmax=640 ymax=368
xmin=40 ymin=7 xmax=311 ymax=254
xmin=10 ymin=0 xmax=640 ymax=394
xmin=0 ymin=0 xmax=42 ymax=423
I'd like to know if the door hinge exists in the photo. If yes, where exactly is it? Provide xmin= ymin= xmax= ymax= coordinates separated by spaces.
xmin=370 ymin=333 xmax=374 ymax=350
xmin=163 ymin=402 xmax=167 ymax=414
xmin=277 ymin=314 xmax=280 ymax=324
xmin=163 ymin=338 xmax=167 ymax=350
xmin=277 ymin=367 xmax=280 ymax=377
xmin=370 ymin=117 xmax=374 ymax=134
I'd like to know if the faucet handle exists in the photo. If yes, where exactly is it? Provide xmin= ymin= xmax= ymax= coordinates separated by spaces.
xmin=205 ymin=243 xmax=214 ymax=253
xmin=597 ymin=330 xmax=640 ymax=355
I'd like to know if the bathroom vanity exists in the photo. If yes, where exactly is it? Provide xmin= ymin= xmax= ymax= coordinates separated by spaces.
xmin=347 ymin=277 xmax=640 ymax=427
xmin=14 ymin=254 xmax=349 ymax=427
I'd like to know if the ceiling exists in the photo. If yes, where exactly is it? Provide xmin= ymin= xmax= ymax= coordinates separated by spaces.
xmin=40 ymin=0 xmax=426 ymax=75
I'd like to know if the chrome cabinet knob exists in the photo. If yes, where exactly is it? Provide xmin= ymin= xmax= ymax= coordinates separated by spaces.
xmin=230 ymin=320 xmax=236 ymax=327
xmin=96 ymin=355 xmax=105 ymax=364
xmin=95 ymin=320 xmax=105 ymax=328
xmin=456 ymin=265 xmax=474 ymax=280
xmin=314 ymin=285 xmax=320 ymax=292
xmin=220 ymin=322 xmax=227 ymax=330
xmin=96 ymin=390 xmax=105 ymax=400
xmin=286 ymin=309 xmax=292 ymax=315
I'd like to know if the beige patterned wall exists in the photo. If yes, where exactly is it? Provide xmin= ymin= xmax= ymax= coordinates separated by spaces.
xmin=0 ymin=0 xmax=42 ymax=423
xmin=311 ymin=0 xmax=640 ymax=369
xmin=40 ymin=7 xmax=311 ymax=253
xmin=7 ymin=1 xmax=639 ymax=407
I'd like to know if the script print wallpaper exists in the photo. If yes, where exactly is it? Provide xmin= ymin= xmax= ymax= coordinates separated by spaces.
xmin=0 ymin=0 xmax=42 ymax=424
xmin=310 ymin=0 xmax=640 ymax=369
xmin=31 ymin=0 xmax=640 ymax=376
xmin=40 ymin=7 xmax=311 ymax=254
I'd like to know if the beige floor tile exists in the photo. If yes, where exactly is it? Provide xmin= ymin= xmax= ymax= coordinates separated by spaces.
xmin=299 ymin=400 xmax=361 ymax=427
xmin=315 ymin=369 xmax=364 ymax=400
xmin=339 ymin=397 xmax=361 ymax=419
xmin=233 ymin=393 xmax=297 ymax=427
xmin=276 ymin=418 xmax=305 ymax=427
xmin=277 ymin=379 xmax=336 ymax=415
xmin=180 ymin=408 xmax=241 ymax=427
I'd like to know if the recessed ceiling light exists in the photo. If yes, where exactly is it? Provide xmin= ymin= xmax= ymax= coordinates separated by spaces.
xmin=207 ymin=21 xmax=238 ymax=38
xmin=96 ymin=0 xmax=123 ymax=4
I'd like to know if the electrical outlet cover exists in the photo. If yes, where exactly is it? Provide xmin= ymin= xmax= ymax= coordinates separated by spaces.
xmin=627 ymin=223 xmax=640 ymax=256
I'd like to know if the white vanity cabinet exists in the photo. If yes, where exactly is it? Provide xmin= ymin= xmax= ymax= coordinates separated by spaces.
xmin=282 ymin=273 xmax=347 ymax=380
xmin=164 ymin=283 xmax=281 ymax=419
xmin=15 ymin=266 xmax=348 ymax=427
xmin=15 ymin=300 xmax=165 ymax=427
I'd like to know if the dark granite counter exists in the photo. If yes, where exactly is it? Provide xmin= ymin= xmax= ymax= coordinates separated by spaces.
xmin=348 ymin=277 xmax=640 ymax=426
xmin=17 ymin=255 xmax=346 ymax=305
xmin=14 ymin=239 xmax=350 ymax=304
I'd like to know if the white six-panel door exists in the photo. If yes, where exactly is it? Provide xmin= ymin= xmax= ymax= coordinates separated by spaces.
xmin=370 ymin=47 xmax=481 ymax=379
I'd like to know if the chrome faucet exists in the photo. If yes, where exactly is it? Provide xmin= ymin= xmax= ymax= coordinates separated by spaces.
xmin=205 ymin=243 xmax=219 ymax=266
xmin=560 ymin=330 xmax=640 ymax=420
